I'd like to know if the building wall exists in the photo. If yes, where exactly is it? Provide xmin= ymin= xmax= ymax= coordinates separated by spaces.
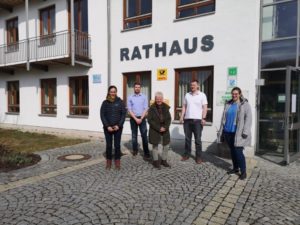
xmin=110 ymin=0 xmax=260 ymax=148
xmin=0 ymin=0 xmax=261 ymax=155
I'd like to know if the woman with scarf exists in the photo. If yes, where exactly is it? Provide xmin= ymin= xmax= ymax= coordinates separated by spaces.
xmin=100 ymin=85 xmax=126 ymax=170
xmin=147 ymin=92 xmax=171 ymax=169
xmin=219 ymin=87 xmax=252 ymax=180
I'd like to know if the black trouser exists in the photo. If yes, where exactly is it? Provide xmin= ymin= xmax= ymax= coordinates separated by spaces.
xmin=183 ymin=119 xmax=203 ymax=159
xmin=223 ymin=132 xmax=246 ymax=174
xmin=104 ymin=127 xmax=123 ymax=160
xmin=130 ymin=117 xmax=150 ymax=156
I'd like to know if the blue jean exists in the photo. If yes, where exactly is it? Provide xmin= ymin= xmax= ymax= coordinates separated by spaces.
xmin=223 ymin=132 xmax=246 ymax=174
xmin=104 ymin=128 xmax=123 ymax=160
xmin=130 ymin=118 xmax=150 ymax=156
xmin=183 ymin=119 xmax=203 ymax=159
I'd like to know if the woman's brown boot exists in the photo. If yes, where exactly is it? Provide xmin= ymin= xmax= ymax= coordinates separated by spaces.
xmin=106 ymin=160 xmax=112 ymax=170
xmin=115 ymin=160 xmax=121 ymax=170
xmin=153 ymin=160 xmax=161 ymax=170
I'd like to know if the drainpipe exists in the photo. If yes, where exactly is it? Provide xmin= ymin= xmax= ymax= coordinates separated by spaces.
xmin=25 ymin=0 xmax=30 ymax=71
xmin=70 ymin=0 xmax=75 ymax=66
xmin=107 ymin=0 xmax=111 ymax=86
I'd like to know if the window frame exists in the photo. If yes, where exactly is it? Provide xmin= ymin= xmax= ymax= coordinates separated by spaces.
xmin=176 ymin=0 xmax=215 ymax=19
xmin=41 ymin=78 xmax=57 ymax=115
xmin=123 ymin=71 xmax=152 ymax=108
xmin=123 ymin=0 xmax=152 ymax=30
xmin=7 ymin=81 xmax=20 ymax=113
xmin=69 ymin=76 xmax=89 ymax=116
xmin=174 ymin=66 xmax=214 ymax=122
xmin=39 ymin=5 xmax=56 ymax=36
xmin=6 ymin=17 xmax=19 ymax=52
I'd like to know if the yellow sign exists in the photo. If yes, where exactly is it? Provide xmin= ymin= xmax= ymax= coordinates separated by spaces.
xmin=157 ymin=68 xmax=168 ymax=80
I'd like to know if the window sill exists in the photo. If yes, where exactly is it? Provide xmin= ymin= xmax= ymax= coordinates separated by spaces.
xmin=121 ymin=24 xmax=152 ymax=33
xmin=5 ymin=112 xmax=19 ymax=115
xmin=39 ymin=114 xmax=57 ymax=117
xmin=174 ymin=11 xmax=215 ymax=22
xmin=172 ymin=120 xmax=212 ymax=126
xmin=67 ymin=115 xmax=89 ymax=119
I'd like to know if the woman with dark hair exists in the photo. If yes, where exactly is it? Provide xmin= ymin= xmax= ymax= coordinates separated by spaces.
xmin=219 ymin=87 xmax=252 ymax=180
xmin=100 ymin=85 xmax=126 ymax=170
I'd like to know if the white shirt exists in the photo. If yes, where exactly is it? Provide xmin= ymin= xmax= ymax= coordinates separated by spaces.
xmin=183 ymin=91 xmax=208 ymax=120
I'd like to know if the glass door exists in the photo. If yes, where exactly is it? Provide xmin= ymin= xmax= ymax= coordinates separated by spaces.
xmin=258 ymin=67 xmax=300 ymax=164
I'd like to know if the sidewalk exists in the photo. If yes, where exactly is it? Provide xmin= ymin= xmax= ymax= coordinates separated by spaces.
xmin=0 ymin=140 xmax=299 ymax=225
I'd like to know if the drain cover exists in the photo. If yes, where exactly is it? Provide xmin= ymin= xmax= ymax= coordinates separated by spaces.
xmin=57 ymin=154 xmax=91 ymax=161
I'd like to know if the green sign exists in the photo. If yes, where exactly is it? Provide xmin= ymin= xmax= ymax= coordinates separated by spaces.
xmin=228 ymin=67 xmax=237 ymax=76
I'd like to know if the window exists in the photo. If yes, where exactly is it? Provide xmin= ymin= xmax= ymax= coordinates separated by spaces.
xmin=41 ymin=78 xmax=57 ymax=115
xmin=124 ymin=0 xmax=152 ymax=29
xmin=6 ymin=17 xmax=19 ymax=52
xmin=262 ymin=1 xmax=297 ymax=41
xmin=176 ymin=0 xmax=215 ymax=19
xmin=123 ymin=72 xmax=151 ymax=107
xmin=74 ymin=0 xmax=88 ymax=32
xmin=174 ymin=67 xmax=213 ymax=122
xmin=7 ymin=81 xmax=20 ymax=113
xmin=69 ymin=76 xmax=89 ymax=116
xmin=39 ymin=5 xmax=56 ymax=46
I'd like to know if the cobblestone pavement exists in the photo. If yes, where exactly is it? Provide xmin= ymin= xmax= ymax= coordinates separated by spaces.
xmin=0 ymin=141 xmax=300 ymax=225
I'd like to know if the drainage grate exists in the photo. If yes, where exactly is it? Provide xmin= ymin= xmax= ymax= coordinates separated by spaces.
xmin=57 ymin=154 xmax=91 ymax=161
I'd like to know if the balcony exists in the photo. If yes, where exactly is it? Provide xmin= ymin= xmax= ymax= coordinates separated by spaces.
xmin=0 ymin=30 xmax=92 ymax=73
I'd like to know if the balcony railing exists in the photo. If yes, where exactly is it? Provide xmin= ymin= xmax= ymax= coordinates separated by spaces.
xmin=0 ymin=30 xmax=91 ymax=68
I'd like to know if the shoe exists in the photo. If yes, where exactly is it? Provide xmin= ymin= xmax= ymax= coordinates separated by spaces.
xmin=196 ymin=158 xmax=204 ymax=164
xmin=227 ymin=169 xmax=239 ymax=175
xmin=153 ymin=160 xmax=161 ymax=170
xmin=181 ymin=156 xmax=189 ymax=161
xmin=132 ymin=151 xmax=138 ymax=156
xmin=161 ymin=160 xmax=170 ymax=168
xmin=115 ymin=160 xmax=121 ymax=170
xmin=143 ymin=155 xmax=151 ymax=161
xmin=239 ymin=172 xmax=247 ymax=180
xmin=106 ymin=160 xmax=112 ymax=170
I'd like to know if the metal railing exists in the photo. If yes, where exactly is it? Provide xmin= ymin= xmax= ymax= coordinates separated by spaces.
xmin=0 ymin=30 xmax=91 ymax=67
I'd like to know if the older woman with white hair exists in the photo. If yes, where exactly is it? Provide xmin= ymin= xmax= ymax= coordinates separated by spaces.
xmin=147 ymin=92 xmax=172 ymax=169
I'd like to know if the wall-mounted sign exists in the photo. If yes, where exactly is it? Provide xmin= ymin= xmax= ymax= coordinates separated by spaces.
xmin=120 ymin=35 xmax=214 ymax=61
xmin=228 ymin=67 xmax=238 ymax=76
xmin=93 ymin=74 xmax=101 ymax=83
xmin=157 ymin=68 xmax=168 ymax=81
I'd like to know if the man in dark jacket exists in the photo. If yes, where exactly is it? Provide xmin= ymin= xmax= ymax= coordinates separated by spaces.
xmin=147 ymin=92 xmax=171 ymax=169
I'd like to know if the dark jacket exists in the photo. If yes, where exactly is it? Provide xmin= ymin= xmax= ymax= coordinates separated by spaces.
xmin=147 ymin=102 xmax=171 ymax=145
xmin=219 ymin=97 xmax=252 ymax=147
xmin=100 ymin=97 xmax=127 ymax=128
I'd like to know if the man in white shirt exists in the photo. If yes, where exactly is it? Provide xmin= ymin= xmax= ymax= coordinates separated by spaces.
xmin=180 ymin=80 xmax=208 ymax=164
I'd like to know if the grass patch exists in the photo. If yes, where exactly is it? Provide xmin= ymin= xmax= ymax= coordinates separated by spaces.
xmin=0 ymin=128 xmax=89 ymax=153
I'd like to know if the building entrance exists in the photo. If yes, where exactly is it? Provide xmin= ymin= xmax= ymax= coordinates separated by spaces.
xmin=257 ymin=66 xmax=300 ymax=164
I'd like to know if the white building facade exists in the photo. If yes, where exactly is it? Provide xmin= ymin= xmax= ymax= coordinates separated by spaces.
xmin=2 ymin=0 xmax=299 ymax=163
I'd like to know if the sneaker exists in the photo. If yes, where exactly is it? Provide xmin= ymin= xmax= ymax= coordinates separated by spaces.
xmin=239 ymin=172 xmax=247 ymax=180
xmin=143 ymin=155 xmax=151 ymax=161
xmin=106 ymin=160 xmax=112 ymax=170
xmin=227 ymin=169 xmax=239 ymax=175
xmin=181 ymin=156 xmax=189 ymax=161
xmin=115 ymin=160 xmax=121 ymax=170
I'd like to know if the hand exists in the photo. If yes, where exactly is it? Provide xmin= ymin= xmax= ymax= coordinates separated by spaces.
xmin=179 ymin=117 xmax=184 ymax=124
xmin=160 ymin=127 xmax=166 ymax=132
xmin=113 ymin=125 xmax=119 ymax=131
xmin=242 ymin=134 xmax=248 ymax=139
xmin=107 ymin=126 xmax=114 ymax=132
xmin=135 ymin=118 xmax=142 ymax=125
xmin=201 ymin=119 xmax=206 ymax=125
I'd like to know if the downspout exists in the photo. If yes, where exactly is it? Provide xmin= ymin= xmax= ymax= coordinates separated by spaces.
xmin=25 ymin=0 xmax=30 ymax=71
xmin=107 ymin=0 xmax=111 ymax=86
xmin=70 ymin=0 xmax=75 ymax=66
